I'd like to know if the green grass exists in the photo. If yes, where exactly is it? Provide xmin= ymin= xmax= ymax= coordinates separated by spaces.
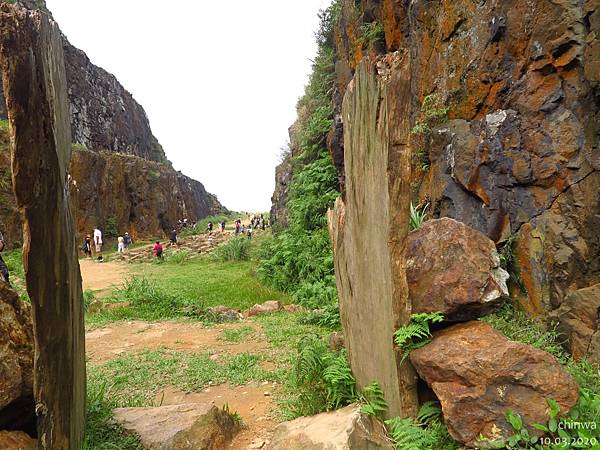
xmin=86 ymin=258 xmax=290 ymax=327
xmin=218 ymin=326 xmax=256 ymax=343
xmin=89 ymin=348 xmax=282 ymax=403
xmin=84 ymin=378 xmax=145 ymax=450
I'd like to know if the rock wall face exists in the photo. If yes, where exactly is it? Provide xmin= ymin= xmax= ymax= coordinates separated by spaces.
xmin=270 ymin=153 xmax=292 ymax=228
xmin=332 ymin=0 xmax=599 ymax=332
xmin=63 ymin=40 xmax=165 ymax=162
xmin=0 ymin=4 xmax=86 ymax=446
xmin=69 ymin=149 xmax=223 ymax=240
xmin=0 ymin=1 xmax=225 ymax=245
xmin=0 ymin=1 xmax=165 ymax=162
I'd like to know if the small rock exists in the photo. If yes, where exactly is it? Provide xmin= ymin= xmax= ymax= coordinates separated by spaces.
xmin=282 ymin=304 xmax=306 ymax=313
xmin=246 ymin=301 xmax=283 ymax=317
xmin=410 ymin=321 xmax=579 ymax=448
xmin=328 ymin=332 xmax=345 ymax=351
xmin=266 ymin=404 xmax=393 ymax=449
xmin=113 ymin=403 xmax=240 ymax=450
xmin=207 ymin=306 xmax=243 ymax=322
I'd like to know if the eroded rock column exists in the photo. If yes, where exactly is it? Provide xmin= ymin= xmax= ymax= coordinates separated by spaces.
xmin=328 ymin=53 xmax=418 ymax=418
xmin=0 ymin=4 xmax=86 ymax=449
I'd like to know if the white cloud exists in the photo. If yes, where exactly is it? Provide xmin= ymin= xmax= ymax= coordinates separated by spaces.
xmin=46 ymin=0 xmax=332 ymax=212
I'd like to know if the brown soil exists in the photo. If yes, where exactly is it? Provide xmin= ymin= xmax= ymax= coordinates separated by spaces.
xmin=86 ymin=321 xmax=268 ymax=364
xmin=79 ymin=258 xmax=128 ymax=292
xmin=83 ymin=257 xmax=283 ymax=448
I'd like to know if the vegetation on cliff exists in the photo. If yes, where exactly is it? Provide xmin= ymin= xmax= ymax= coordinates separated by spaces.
xmin=258 ymin=1 xmax=341 ymax=326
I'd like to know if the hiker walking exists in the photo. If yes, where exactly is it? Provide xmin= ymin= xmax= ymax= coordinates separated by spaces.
xmin=247 ymin=225 xmax=253 ymax=240
xmin=82 ymin=235 xmax=93 ymax=258
xmin=220 ymin=220 xmax=226 ymax=233
xmin=207 ymin=221 xmax=213 ymax=233
xmin=169 ymin=229 xmax=178 ymax=246
xmin=123 ymin=232 xmax=132 ymax=250
xmin=93 ymin=227 xmax=103 ymax=261
xmin=235 ymin=220 xmax=241 ymax=235
xmin=0 ymin=230 xmax=10 ymax=285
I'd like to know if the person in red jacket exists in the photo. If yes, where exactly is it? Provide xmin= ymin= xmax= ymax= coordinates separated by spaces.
xmin=152 ymin=241 xmax=163 ymax=259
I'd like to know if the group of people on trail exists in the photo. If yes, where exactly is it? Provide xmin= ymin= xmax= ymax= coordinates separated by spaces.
xmin=234 ymin=219 xmax=254 ymax=239
xmin=82 ymin=226 xmax=133 ymax=260
xmin=0 ymin=229 xmax=10 ymax=286
xmin=250 ymin=214 xmax=268 ymax=231
xmin=207 ymin=220 xmax=226 ymax=234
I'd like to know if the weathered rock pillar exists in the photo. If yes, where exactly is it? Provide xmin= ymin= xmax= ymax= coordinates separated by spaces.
xmin=328 ymin=53 xmax=418 ymax=418
xmin=0 ymin=4 xmax=86 ymax=449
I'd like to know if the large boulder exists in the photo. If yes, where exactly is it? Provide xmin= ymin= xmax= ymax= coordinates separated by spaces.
xmin=113 ymin=403 xmax=240 ymax=450
xmin=552 ymin=283 xmax=600 ymax=364
xmin=406 ymin=218 xmax=509 ymax=322
xmin=0 ymin=282 xmax=34 ymax=430
xmin=411 ymin=321 xmax=579 ymax=448
xmin=266 ymin=404 xmax=393 ymax=450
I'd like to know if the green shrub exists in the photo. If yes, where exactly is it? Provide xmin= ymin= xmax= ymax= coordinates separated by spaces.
xmin=257 ymin=0 xmax=341 ymax=321
xmin=212 ymin=237 xmax=251 ymax=262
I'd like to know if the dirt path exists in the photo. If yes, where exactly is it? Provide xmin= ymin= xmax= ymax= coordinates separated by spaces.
xmin=82 ymin=240 xmax=282 ymax=447
xmin=79 ymin=258 xmax=128 ymax=292
xmin=85 ymin=321 xmax=268 ymax=365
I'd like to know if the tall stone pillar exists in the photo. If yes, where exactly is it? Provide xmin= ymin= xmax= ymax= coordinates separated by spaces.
xmin=328 ymin=53 xmax=418 ymax=418
xmin=0 ymin=4 xmax=86 ymax=449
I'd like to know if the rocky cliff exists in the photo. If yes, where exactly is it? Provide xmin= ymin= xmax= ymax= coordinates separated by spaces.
xmin=323 ymin=0 xmax=599 ymax=361
xmin=0 ymin=0 xmax=224 ymax=244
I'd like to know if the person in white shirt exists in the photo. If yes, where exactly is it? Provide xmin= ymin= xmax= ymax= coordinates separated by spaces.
xmin=117 ymin=235 xmax=125 ymax=253
xmin=93 ymin=227 xmax=103 ymax=259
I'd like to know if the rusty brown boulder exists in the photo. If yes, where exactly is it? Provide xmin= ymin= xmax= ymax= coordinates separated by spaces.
xmin=0 ymin=282 xmax=34 ymax=430
xmin=411 ymin=321 xmax=579 ymax=448
xmin=553 ymin=283 xmax=600 ymax=364
xmin=406 ymin=218 xmax=509 ymax=322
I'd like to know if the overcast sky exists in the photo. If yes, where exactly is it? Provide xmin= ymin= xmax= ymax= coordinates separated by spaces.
xmin=45 ymin=0 xmax=332 ymax=212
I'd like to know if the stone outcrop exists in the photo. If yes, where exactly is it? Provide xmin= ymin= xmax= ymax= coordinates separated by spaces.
xmin=411 ymin=321 xmax=579 ymax=448
xmin=266 ymin=404 xmax=393 ymax=450
xmin=270 ymin=153 xmax=292 ymax=228
xmin=325 ymin=0 xmax=599 ymax=359
xmin=0 ymin=0 xmax=225 ymax=246
xmin=407 ymin=218 xmax=509 ymax=322
xmin=328 ymin=55 xmax=418 ymax=418
xmin=0 ymin=283 xmax=33 ymax=431
xmin=113 ymin=403 xmax=240 ymax=450
xmin=0 ymin=3 xmax=86 ymax=447
xmin=0 ymin=1 xmax=164 ymax=162
xmin=69 ymin=149 xmax=222 ymax=240
xmin=553 ymin=283 xmax=600 ymax=364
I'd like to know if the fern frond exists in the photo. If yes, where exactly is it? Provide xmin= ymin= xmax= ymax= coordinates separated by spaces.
xmin=360 ymin=382 xmax=388 ymax=418
xmin=417 ymin=401 xmax=442 ymax=425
